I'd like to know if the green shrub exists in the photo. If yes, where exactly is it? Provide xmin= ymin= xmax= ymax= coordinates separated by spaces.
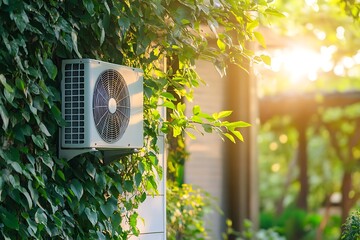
xmin=260 ymin=206 xmax=322 ymax=240
xmin=341 ymin=210 xmax=360 ymax=240
xmin=166 ymin=181 xmax=212 ymax=240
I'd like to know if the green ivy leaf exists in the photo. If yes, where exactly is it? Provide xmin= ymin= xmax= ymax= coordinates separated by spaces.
xmin=41 ymin=154 xmax=54 ymax=170
xmin=25 ymin=215 xmax=37 ymax=235
xmin=31 ymin=135 xmax=44 ymax=148
xmin=53 ymin=214 xmax=63 ymax=228
xmin=246 ymin=19 xmax=259 ymax=32
xmin=28 ymin=181 xmax=39 ymax=205
xmin=85 ymin=182 xmax=96 ymax=196
xmin=147 ymin=175 xmax=157 ymax=190
xmin=98 ymin=19 xmax=105 ymax=46
xmin=202 ymin=123 xmax=212 ymax=133
xmin=4 ymin=88 xmax=14 ymax=103
xmin=95 ymin=172 xmax=106 ymax=189
xmin=35 ymin=208 xmax=47 ymax=225
xmin=112 ymin=213 xmax=122 ymax=229
xmin=192 ymin=105 xmax=201 ymax=115
xmin=134 ymin=173 xmax=142 ymax=187
xmin=100 ymin=197 xmax=117 ymax=218
xmin=265 ymin=8 xmax=286 ymax=17
xmin=85 ymin=208 xmax=98 ymax=226
xmin=39 ymin=122 xmax=51 ymax=137
xmin=0 ymin=105 xmax=9 ymax=131
xmin=86 ymin=162 xmax=96 ymax=179
xmin=0 ymin=74 xmax=13 ymax=93
xmin=10 ymin=11 xmax=29 ymax=33
xmin=162 ymin=101 xmax=175 ymax=110
xmin=114 ymin=181 xmax=123 ymax=194
xmin=172 ymin=125 xmax=182 ymax=137
xmin=185 ymin=130 xmax=196 ymax=140
xmin=226 ymin=121 xmax=251 ymax=128
xmin=214 ymin=110 xmax=232 ymax=119
xmin=96 ymin=231 xmax=106 ymax=240
xmin=217 ymin=38 xmax=226 ymax=51
xmin=56 ymin=170 xmax=65 ymax=181
xmin=129 ymin=212 xmax=138 ymax=230
xmin=71 ymin=30 xmax=82 ymax=58
xmin=10 ymin=161 xmax=23 ymax=174
xmin=260 ymin=54 xmax=271 ymax=66
xmin=139 ymin=192 xmax=146 ymax=203
xmin=232 ymin=130 xmax=244 ymax=142
xmin=138 ymin=162 xmax=145 ymax=174
xmin=224 ymin=133 xmax=235 ymax=143
xmin=254 ymin=31 xmax=266 ymax=48
xmin=0 ymin=207 xmax=19 ymax=230
xmin=15 ymin=77 xmax=26 ymax=92
xmin=43 ymin=59 xmax=57 ymax=80
xmin=21 ymin=188 xmax=33 ymax=209
xmin=70 ymin=179 xmax=83 ymax=201
xmin=124 ymin=180 xmax=133 ymax=192
xmin=161 ymin=92 xmax=176 ymax=101
xmin=83 ymin=0 xmax=95 ymax=16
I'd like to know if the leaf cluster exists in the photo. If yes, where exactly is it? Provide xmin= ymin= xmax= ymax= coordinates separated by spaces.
xmin=341 ymin=209 xmax=360 ymax=240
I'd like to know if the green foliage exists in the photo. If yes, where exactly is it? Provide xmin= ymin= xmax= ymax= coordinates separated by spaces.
xmin=260 ymin=206 xmax=322 ymax=240
xmin=342 ymin=210 xmax=360 ymax=240
xmin=223 ymin=219 xmax=286 ymax=240
xmin=340 ymin=0 xmax=360 ymax=20
xmin=166 ymin=181 xmax=211 ymax=240
xmin=164 ymin=103 xmax=251 ymax=143
xmin=0 ymin=0 xmax=274 ymax=238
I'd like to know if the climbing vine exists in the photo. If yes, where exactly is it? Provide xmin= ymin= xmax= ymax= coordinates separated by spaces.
xmin=0 ymin=0 xmax=275 ymax=238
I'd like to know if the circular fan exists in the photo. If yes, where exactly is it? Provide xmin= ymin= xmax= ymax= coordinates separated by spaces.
xmin=93 ymin=69 xmax=130 ymax=143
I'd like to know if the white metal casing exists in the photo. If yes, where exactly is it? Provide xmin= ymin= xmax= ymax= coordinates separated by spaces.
xmin=61 ymin=59 xmax=143 ymax=150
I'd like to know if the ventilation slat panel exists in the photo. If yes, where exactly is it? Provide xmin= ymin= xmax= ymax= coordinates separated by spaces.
xmin=63 ymin=63 xmax=85 ymax=145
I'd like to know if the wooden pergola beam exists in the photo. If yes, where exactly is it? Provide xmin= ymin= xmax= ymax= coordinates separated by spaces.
xmin=260 ymin=91 xmax=360 ymax=123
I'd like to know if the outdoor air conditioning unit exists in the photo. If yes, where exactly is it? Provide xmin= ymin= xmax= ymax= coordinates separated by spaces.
xmin=59 ymin=59 xmax=143 ymax=162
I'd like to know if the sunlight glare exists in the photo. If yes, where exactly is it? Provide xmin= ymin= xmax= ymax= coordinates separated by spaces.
xmin=314 ymin=29 xmax=326 ymax=40
xmin=336 ymin=26 xmax=345 ymax=40
xmin=342 ymin=56 xmax=355 ymax=69
xmin=282 ymin=47 xmax=321 ymax=82
xmin=269 ymin=142 xmax=278 ymax=151
xmin=279 ymin=134 xmax=288 ymax=144
xmin=354 ymin=50 xmax=360 ymax=64
xmin=271 ymin=163 xmax=281 ymax=172
xmin=268 ymin=46 xmax=335 ymax=83
xmin=334 ymin=64 xmax=345 ymax=76
xmin=305 ymin=0 xmax=319 ymax=11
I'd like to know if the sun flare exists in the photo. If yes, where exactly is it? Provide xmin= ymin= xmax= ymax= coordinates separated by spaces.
xmin=268 ymin=46 xmax=335 ymax=83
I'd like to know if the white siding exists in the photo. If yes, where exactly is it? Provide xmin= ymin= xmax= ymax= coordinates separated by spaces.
xmin=185 ymin=60 xmax=226 ymax=239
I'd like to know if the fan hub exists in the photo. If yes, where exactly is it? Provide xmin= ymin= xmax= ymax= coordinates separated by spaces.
xmin=108 ymin=98 xmax=117 ymax=114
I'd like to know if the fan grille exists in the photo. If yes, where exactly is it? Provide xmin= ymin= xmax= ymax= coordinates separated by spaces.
xmin=93 ymin=69 xmax=130 ymax=143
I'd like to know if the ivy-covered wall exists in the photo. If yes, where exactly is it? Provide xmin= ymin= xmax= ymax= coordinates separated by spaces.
xmin=0 ymin=1 xmax=164 ymax=238
xmin=0 ymin=0 xmax=274 ymax=238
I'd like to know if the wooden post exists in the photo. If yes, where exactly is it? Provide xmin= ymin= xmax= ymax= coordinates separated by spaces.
xmin=295 ymin=117 xmax=309 ymax=211
xmin=224 ymin=58 xmax=259 ymax=232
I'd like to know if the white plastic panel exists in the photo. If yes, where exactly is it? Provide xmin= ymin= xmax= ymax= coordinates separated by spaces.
xmin=129 ymin=233 xmax=164 ymax=240
xmin=155 ymin=135 xmax=165 ymax=195
xmin=137 ymin=195 xmax=165 ymax=234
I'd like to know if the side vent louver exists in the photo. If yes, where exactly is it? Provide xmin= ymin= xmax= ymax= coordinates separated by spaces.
xmin=63 ymin=63 xmax=86 ymax=145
